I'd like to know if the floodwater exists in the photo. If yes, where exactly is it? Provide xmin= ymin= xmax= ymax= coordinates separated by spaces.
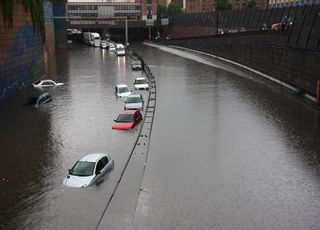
xmin=1 ymin=43 xmax=320 ymax=230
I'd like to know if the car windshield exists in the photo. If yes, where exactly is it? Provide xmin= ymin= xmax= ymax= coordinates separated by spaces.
xmin=69 ymin=161 xmax=95 ymax=176
xmin=133 ymin=61 xmax=141 ymax=65
xmin=35 ymin=80 xmax=41 ymax=84
xmin=116 ymin=114 xmax=134 ymax=122
xmin=127 ymin=97 xmax=141 ymax=103
xmin=135 ymin=79 xmax=147 ymax=84
xmin=119 ymin=87 xmax=129 ymax=93
xmin=117 ymin=48 xmax=124 ymax=51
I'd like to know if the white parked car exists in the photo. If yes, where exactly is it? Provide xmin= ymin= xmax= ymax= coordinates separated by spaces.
xmin=134 ymin=77 xmax=149 ymax=90
xmin=32 ymin=79 xmax=64 ymax=88
xmin=115 ymin=84 xmax=132 ymax=97
xmin=63 ymin=153 xmax=114 ymax=188
xmin=109 ymin=43 xmax=116 ymax=52
xmin=131 ymin=61 xmax=142 ymax=70
xmin=124 ymin=94 xmax=144 ymax=110
xmin=101 ymin=41 xmax=107 ymax=49
xmin=115 ymin=44 xmax=126 ymax=56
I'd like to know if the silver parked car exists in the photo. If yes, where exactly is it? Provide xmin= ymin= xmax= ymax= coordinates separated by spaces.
xmin=63 ymin=153 xmax=114 ymax=188
xmin=124 ymin=94 xmax=144 ymax=110
xmin=131 ymin=61 xmax=142 ymax=70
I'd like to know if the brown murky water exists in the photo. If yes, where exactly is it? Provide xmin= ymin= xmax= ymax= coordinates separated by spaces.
xmin=1 ymin=44 xmax=320 ymax=230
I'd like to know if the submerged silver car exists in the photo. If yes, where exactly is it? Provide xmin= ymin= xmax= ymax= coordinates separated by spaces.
xmin=124 ymin=94 xmax=144 ymax=110
xmin=63 ymin=153 xmax=114 ymax=188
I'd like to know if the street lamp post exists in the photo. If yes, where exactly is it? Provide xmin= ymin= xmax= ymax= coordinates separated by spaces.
xmin=125 ymin=18 xmax=128 ymax=46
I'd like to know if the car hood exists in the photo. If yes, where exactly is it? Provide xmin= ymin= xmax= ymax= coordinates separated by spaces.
xmin=125 ymin=102 xmax=143 ymax=109
xmin=112 ymin=122 xmax=134 ymax=130
xmin=63 ymin=174 xmax=95 ymax=187
xmin=118 ymin=92 xmax=131 ymax=97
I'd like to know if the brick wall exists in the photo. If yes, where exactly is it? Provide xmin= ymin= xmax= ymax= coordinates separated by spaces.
xmin=0 ymin=0 xmax=55 ymax=101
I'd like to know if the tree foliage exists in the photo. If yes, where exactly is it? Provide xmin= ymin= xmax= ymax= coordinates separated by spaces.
xmin=167 ymin=2 xmax=182 ymax=15
xmin=246 ymin=0 xmax=256 ymax=8
xmin=157 ymin=3 xmax=167 ymax=16
xmin=1 ymin=0 xmax=45 ymax=42
xmin=216 ymin=0 xmax=233 ymax=10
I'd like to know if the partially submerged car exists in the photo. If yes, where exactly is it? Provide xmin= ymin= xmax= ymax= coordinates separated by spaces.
xmin=131 ymin=61 xmax=142 ymax=70
xmin=112 ymin=110 xmax=142 ymax=130
xmin=63 ymin=153 xmax=114 ymax=188
xmin=134 ymin=77 xmax=149 ymax=90
xmin=32 ymin=79 xmax=64 ymax=88
xmin=115 ymin=84 xmax=132 ymax=97
xmin=124 ymin=94 xmax=144 ymax=110
xmin=25 ymin=92 xmax=52 ymax=107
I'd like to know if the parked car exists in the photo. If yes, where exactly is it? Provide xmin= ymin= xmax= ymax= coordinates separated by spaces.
xmin=101 ymin=41 xmax=107 ymax=49
xmin=134 ymin=77 xmax=149 ymax=90
xmin=115 ymin=84 xmax=132 ymax=97
xmin=131 ymin=61 xmax=142 ymax=70
xmin=63 ymin=153 xmax=114 ymax=188
xmin=32 ymin=79 xmax=64 ymax=88
xmin=115 ymin=44 xmax=126 ymax=56
xmin=112 ymin=110 xmax=142 ymax=130
xmin=124 ymin=94 xmax=144 ymax=110
xmin=25 ymin=92 xmax=52 ymax=107
xmin=109 ymin=43 xmax=116 ymax=52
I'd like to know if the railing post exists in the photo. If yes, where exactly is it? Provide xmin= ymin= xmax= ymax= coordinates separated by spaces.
xmin=317 ymin=80 xmax=320 ymax=103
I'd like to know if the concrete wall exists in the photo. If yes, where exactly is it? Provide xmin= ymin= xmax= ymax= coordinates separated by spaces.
xmin=0 ymin=1 xmax=55 ymax=101
xmin=163 ymin=30 xmax=320 ymax=97
xmin=161 ymin=5 xmax=320 ymax=97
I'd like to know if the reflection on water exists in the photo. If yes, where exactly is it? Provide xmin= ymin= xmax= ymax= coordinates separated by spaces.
xmin=0 ymin=44 xmax=147 ymax=230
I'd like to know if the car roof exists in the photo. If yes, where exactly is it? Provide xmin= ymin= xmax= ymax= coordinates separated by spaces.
xmin=135 ymin=77 xmax=146 ymax=80
xmin=116 ymin=84 xmax=128 ymax=88
xmin=120 ymin=110 xmax=138 ymax=115
xmin=79 ymin=153 xmax=106 ymax=162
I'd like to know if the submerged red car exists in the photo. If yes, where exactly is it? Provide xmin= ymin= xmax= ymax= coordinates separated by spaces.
xmin=112 ymin=110 xmax=142 ymax=130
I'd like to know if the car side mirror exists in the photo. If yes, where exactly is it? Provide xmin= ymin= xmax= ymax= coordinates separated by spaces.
xmin=130 ymin=90 xmax=132 ymax=92
xmin=68 ymin=169 xmax=72 ymax=174
xmin=96 ymin=171 xmax=101 ymax=175
xmin=114 ymin=119 xmax=117 ymax=122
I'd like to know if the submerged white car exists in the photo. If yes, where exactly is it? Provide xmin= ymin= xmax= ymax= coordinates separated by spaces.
xmin=63 ymin=153 xmax=114 ymax=188
xmin=134 ymin=77 xmax=149 ymax=90
xmin=115 ymin=84 xmax=132 ymax=97
xmin=124 ymin=94 xmax=144 ymax=110
xmin=32 ymin=79 xmax=64 ymax=88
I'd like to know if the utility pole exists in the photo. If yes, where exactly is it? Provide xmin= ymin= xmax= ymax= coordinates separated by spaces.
xmin=125 ymin=18 xmax=128 ymax=46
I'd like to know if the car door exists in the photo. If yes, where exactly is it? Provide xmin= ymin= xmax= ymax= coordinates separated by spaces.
xmin=94 ymin=158 xmax=106 ymax=183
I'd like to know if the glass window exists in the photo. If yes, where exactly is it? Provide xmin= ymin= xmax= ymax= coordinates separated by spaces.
xmin=70 ymin=161 xmax=95 ymax=176
xmin=116 ymin=114 xmax=134 ymax=122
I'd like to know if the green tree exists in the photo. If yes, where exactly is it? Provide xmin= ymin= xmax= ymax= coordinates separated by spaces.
xmin=157 ymin=3 xmax=167 ymax=16
xmin=216 ymin=0 xmax=233 ymax=10
xmin=167 ymin=2 xmax=182 ymax=15
xmin=246 ymin=0 xmax=256 ymax=8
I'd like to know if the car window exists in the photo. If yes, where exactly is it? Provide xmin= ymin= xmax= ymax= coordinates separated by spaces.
xmin=70 ymin=161 xmax=95 ymax=176
xmin=127 ymin=97 xmax=141 ymax=103
xmin=119 ymin=87 xmax=129 ymax=93
xmin=135 ymin=79 xmax=147 ymax=84
xmin=43 ymin=81 xmax=54 ymax=86
xmin=116 ymin=114 xmax=134 ymax=122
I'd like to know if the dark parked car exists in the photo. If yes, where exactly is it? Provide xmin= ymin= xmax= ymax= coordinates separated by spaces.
xmin=25 ymin=92 xmax=52 ymax=107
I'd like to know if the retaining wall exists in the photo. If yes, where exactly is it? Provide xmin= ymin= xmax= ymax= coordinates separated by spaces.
xmin=0 ymin=1 xmax=54 ymax=101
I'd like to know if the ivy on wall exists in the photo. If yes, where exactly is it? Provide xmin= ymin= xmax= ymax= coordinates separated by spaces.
xmin=1 ymin=0 xmax=45 ymax=42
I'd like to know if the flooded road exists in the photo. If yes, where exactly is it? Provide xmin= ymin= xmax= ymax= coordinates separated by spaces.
xmin=1 ymin=43 xmax=320 ymax=230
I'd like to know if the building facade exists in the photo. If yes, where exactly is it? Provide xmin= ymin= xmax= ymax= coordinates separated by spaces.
xmin=185 ymin=0 xmax=214 ymax=13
